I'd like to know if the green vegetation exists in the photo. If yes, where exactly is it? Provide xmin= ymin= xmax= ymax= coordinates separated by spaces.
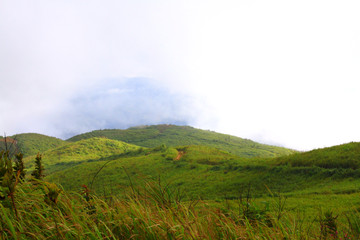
xmin=10 ymin=133 xmax=66 ymax=157
xmin=41 ymin=140 xmax=360 ymax=202
xmin=1 ymin=174 xmax=360 ymax=239
xmin=3 ymin=125 xmax=360 ymax=239
xmin=24 ymin=137 xmax=141 ymax=175
xmin=67 ymin=124 xmax=296 ymax=158
xmin=31 ymin=153 xmax=44 ymax=180
xmin=276 ymin=142 xmax=360 ymax=169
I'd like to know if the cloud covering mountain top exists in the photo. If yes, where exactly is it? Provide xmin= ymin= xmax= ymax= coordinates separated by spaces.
xmin=1 ymin=0 xmax=360 ymax=150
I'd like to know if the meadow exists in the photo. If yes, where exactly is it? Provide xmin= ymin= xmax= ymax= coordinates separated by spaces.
xmin=1 ymin=125 xmax=360 ymax=239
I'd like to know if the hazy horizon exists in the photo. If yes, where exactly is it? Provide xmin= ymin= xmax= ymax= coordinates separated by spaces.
xmin=1 ymin=1 xmax=360 ymax=151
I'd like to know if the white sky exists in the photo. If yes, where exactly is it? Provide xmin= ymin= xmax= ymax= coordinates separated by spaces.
xmin=1 ymin=0 xmax=359 ymax=150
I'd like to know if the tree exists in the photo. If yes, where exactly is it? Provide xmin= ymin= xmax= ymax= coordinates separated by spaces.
xmin=31 ymin=153 xmax=44 ymax=180
xmin=14 ymin=153 xmax=26 ymax=181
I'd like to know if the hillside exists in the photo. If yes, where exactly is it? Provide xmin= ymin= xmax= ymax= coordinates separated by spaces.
xmin=45 ymin=144 xmax=246 ymax=198
xmin=5 ymin=141 xmax=360 ymax=240
xmin=67 ymin=124 xmax=295 ymax=158
xmin=10 ymin=133 xmax=67 ymax=157
xmin=24 ymin=137 xmax=141 ymax=174
xmin=41 ymin=140 xmax=360 ymax=200
xmin=275 ymin=142 xmax=360 ymax=169
xmin=5 ymin=132 xmax=360 ymax=239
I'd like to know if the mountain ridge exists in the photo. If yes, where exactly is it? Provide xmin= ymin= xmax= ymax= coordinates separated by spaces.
xmin=66 ymin=124 xmax=296 ymax=158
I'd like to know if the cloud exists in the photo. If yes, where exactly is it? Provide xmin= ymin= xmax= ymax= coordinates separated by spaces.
xmin=1 ymin=0 xmax=360 ymax=150
xmin=0 ymin=1 xmax=192 ymax=137
xmin=41 ymin=78 xmax=216 ymax=139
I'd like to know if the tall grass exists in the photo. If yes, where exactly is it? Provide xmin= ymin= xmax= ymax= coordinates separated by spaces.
xmin=0 ymin=178 xmax=358 ymax=239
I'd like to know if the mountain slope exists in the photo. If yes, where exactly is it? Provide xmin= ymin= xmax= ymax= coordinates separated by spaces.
xmin=2 ymin=133 xmax=66 ymax=157
xmin=67 ymin=125 xmax=295 ymax=158
xmin=275 ymin=142 xmax=360 ymax=169
xmin=45 ymin=144 xmax=246 ymax=198
xmin=44 ymin=141 xmax=360 ymax=199
xmin=24 ymin=137 xmax=141 ymax=174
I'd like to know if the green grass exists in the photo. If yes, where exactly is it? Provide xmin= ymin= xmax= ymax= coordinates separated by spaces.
xmin=1 ymin=178 xmax=360 ymax=239
xmin=275 ymin=142 xmax=360 ymax=169
xmin=24 ymin=137 xmax=141 ymax=174
xmin=3 ymin=139 xmax=360 ymax=239
xmin=10 ymin=133 xmax=66 ymax=157
xmin=41 ymin=141 xmax=360 ymax=203
xmin=67 ymin=124 xmax=296 ymax=158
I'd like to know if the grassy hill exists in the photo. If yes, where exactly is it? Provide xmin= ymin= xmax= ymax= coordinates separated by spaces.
xmin=45 ymin=144 xmax=247 ymax=198
xmin=24 ymin=137 xmax=141 ymax=174
xmin=4 ymin=138 xmax=360 ymax=238
xmin=38 ymin=140 xmax=360 ymax=199
xmin=275 ymin=142 xmax=360 ymax=169
xmin=39 ymin=140 xmax=360 ymax=201
xmin=67 ymin=124 xmax=296 ymax=158
xmin=10 ymin=133 xmax=66 ymax=157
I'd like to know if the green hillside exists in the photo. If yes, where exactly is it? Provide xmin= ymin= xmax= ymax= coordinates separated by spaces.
xmin=10 ymin=133 xmax=67 ymax=157
xmin=24 ymin=137 xmax=141 ymax=174
xmin=276 ymin=142 xmax=360 ymax=169
xmin=41 ymin=140 xmax=360 ymax=201
xmin=5 ymin=138 xmax=360 ymax=239
xmin=46 ymin=144 xmax=246 ymax=198
xmin=67 ymin=124 xmax=295 ymax=158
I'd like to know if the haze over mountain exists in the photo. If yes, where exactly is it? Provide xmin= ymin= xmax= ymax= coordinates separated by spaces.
xmin=1 ymin=1 xmax=360 ymax=151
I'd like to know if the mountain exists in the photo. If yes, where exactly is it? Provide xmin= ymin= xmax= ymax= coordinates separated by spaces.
xmin=42 ymin=140 xmax=360 ymax=199
xmin=45 ymin=143 xmax=245 ymax=198
xmin=67 ymin=124 xmax=296 ymax=158
xmin=24 ymin=137 xmax=141 ymax=174
xmin=10 ymin=133 xmax=67 ymax=157
xmin=275 ymin=141 xmax=360 ymax=169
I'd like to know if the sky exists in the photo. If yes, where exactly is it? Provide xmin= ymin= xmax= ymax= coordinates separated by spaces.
xmin=1 ymin=0 xmax=359 ymax=151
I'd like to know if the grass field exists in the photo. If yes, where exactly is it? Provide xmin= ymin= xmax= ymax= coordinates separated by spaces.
xmin=2 ymin=126 xmax=360 ymax=239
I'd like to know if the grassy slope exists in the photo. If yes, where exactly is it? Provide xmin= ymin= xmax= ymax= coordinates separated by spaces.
xmin=46 ymin=144 xmax=247 ymax=198
xmin=5 ymin=137 xmax=360 ymax=239
xmin=276 ymin=142 xmax=360 ymax=169
xmin=67 ymin=124 xmax=295 ymax=158
xmin=24 ymin=137 xmax=141 ymax=174
xmin=19 ymin=138 xmax=360 ymax=237
xmin=43 ymin=141 xmax=360 ymax=202
xmin=10 ymin=133 xmax=67 ymax=157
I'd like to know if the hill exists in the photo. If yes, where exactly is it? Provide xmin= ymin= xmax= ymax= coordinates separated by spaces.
xmin=45 ymin=143 xmax=246 ymax=198
xmin=1 ymin=133 xmax=66 ymax=157
xmin=9 ymin=133 xmax=67 ymax=157
xmin=24 ymin=137 xmax=141 ymax=174
xmin=67 ymin=124 xmax=295 ymax=158
xmin=275 ymin=141 xmax=360 ymax=169
xmin=4 ymin=136 xmax=360 ymax=239
xmin=41 ymin=140 xmax=360 ymax=200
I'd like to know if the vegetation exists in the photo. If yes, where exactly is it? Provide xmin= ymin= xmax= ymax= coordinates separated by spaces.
xmin=67 ymin=124 xmax=296 ymax=158
xmin=23 ymin=137 xmax=141 ymax=174
xmin=31 ymin=153 xmax=44 ymax=180
xmin=10 ymin=133 xmax=66 ymax=157
xmin=276 ymin=142 xmax=360 ymax=169
xmin=1 ymin=174 xmax=360 ymax=239
xmin=2 ymin=125 xmax=360 ymax=239
xmin=13 ymin=153 xmax=25 ymax=181
xmin=40 ymin=140 xmax=360 ymax=200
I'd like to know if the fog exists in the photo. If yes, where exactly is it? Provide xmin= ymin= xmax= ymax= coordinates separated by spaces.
xmin=1 ymin=1 xmax=360 ymax=150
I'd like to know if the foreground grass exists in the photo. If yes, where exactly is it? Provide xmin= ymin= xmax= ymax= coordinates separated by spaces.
xmin=1 ymin=180 xmax=360 ymax=239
